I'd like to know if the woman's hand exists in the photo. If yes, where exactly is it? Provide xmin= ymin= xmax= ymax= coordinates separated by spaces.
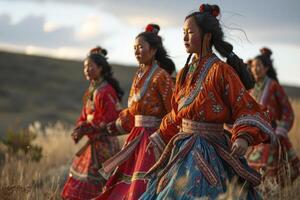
xmin=106 ymin=121 xmax=117 ymax=134
xmin=71 ymin=128 xmax=85 ymax=144
xmin=231 ymin=137 xmax=248 ymax=157
xmin=71 ymin=123 xmax=92 ymax=143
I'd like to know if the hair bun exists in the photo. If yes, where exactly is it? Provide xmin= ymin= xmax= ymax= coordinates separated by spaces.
xmin=260 ymin=47 xmax=272 ymax=58
xmin=89 ymin=46 xmax=107 ymax=57
xmin=247 ymin=59 xmax=252 ymax=66
xmin=211 ymin=5 xmax=220 ymax=17
xmin=145 ymin=24 xmax=160 ymax=34
xmin=199 ymin=4 xmax=220 ymax=17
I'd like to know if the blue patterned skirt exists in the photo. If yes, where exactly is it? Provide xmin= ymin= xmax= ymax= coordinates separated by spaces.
xmin=140 ymin=120 xmax=262 ymax=200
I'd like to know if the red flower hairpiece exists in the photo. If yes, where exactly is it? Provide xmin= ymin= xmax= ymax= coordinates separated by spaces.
xmin=145 ymin=24 xmax=154 ymax=32
xmin=199 ymin=4 xmax=205 ymax=13
xmin=260 ymin=47 xmax=272 ymax=56
xmin=90 ymin=47 xmax=102 ymax=54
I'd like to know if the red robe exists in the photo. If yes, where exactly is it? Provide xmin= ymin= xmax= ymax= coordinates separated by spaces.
xmin=61 ymin=82 xmax=121 ymax=200
xmin=247 ymin=76 xmax=300 ymax=182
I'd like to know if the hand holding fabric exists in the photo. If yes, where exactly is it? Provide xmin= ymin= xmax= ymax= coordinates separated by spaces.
xmin=231 ymin=137 xmax=249 ymax=157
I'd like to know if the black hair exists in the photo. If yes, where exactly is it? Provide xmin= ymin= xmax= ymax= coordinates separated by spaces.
xmin=136 ymin=24 xmax=175 ymax=75
xmin=179 ymin=4 xmax=254 ymax=89
xmin=86 ymin=47 xmax=124 ymax=100
xmin=255 ymin=47 xmax=278 ymax=82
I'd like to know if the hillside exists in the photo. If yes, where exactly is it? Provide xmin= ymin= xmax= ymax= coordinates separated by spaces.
xmin=0 ymin=51 xmax=299 ymax=134
xmin=0 ymin=51 xmax=136 ymax=134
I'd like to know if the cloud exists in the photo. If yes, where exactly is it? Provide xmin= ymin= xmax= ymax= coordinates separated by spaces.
xmin=14 ymin=0 xmax=300 ymax=47
xmin=0 ymin=14 xmax=76 ymax=47
xmin=75 ymin=15 xmax=103 ymax=41
xmin=0 ymin=12 xmax=116 ymax=54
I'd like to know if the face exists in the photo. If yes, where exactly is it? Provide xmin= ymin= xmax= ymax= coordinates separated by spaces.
xmin=183 ymin=17 xmax=202 ymax=54
xmin=134 ymin=36 xmax=157 ymax=65
xmin=250 ymin=59 xmax=268 ymax=81
xmin=83 ymin=58 xmax=102 ymax=81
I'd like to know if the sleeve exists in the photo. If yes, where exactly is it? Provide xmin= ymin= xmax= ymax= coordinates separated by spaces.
xmin=115 ymin=108 xmax=135 ymax=134
xmin=220 ymin=65 xmax=275 ymax=145
xmin=108 ymin=82 xmax=135 ymax=135
xmin=274 ymin=83 xmax=294 ymax=136
xmin=90 ymin=88 xmax=120 ymax=131
xmin=155 ymin=70 xmax=175 ymax=112
xmin=76 ymin=105 xmax=87 ymax=127
xmin=151 ymin=70 xmax=184 ymax=145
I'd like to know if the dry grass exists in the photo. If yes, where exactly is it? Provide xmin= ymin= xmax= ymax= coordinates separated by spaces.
xmin=258 ymin=99 xmax=300 ymax=200
xmin=0 ymin=100 xmax=299 ymax=199
xmin=0 ymin=122 xmax=84 ymax=200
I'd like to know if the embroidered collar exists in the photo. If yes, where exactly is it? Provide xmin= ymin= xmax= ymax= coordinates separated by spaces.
xmin=177 ymin=54 xmax=219 ymax=111
xmin=128 ymin=62 xmax=159 ymax=107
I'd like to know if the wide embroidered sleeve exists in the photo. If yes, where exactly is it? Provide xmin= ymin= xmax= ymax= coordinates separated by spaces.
xmin=154 ymin=70 xmax=175 ymax=112
xmin=151 ymin=70 xmax=183 ymax=146
xmin=274 ymin=83 xmax=294 ymax=136
xmin=220 ymin=64 xmax=275 ymax=145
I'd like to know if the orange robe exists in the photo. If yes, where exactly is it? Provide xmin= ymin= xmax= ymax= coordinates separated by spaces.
xmin=159 ymin=56 xmax=272 ymax=145
xmin=96 ymin=63 xmax=174 ymax=200
xmin=140 ymin=54 xmax=274 ymax=199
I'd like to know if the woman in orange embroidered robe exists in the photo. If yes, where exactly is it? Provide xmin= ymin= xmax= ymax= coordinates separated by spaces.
xmin=94 ymin=24 xmax=175 ymax=200
xmin=61 ymin=47 xmax=123 ymax=200
xmin=247 ymin=48 xmax=300 ymax=184
xmin=140 ymin=5 xmax=275 ymax=200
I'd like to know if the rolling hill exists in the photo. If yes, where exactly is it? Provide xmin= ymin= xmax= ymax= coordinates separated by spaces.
xmin=0 ymin=50 xmax=299 ymax=135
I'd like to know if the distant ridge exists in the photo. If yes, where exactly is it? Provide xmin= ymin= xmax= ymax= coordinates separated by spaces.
xmin=0 ymin=50 xmax=299 ymax=134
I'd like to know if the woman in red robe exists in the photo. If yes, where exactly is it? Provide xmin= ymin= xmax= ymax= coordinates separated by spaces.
xmin=140 ymin=4 xmax=275 ymax=200
xmin=94 ymin=24 xmax=175 ymax=200
xmin=61 ymin=47 xmax=123 ymax=200
xmin=247 ymin=47 xmax=300 ymax=184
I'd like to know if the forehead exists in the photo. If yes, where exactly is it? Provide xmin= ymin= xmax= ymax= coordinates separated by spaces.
xmin=183 ymin=17 xmax=198 ymax=29
xmin=135 ymin=36 xmax=148 ymax=45
xmin=84 ymin=58 xmax=95 ymax=65
xmin=252 ymin=59 xmax=262 ymax=65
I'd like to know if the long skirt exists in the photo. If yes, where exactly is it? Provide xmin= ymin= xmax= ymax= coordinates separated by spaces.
xmin=140 ymin=121 xmax=262 ymax=200
xmin=95 ymin=126 xmax=158 ymax=200
xmin=61 ymin=136 xmax=120 ymax=200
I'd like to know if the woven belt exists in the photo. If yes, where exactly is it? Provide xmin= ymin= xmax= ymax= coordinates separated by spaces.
xmin=134 ymin=115 xmax=161 ymax=128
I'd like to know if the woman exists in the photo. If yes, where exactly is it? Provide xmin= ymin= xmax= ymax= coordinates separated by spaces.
xmin=247 ymin=47 xmax=300 ymax=184
xmin=94 ymin=24 xmax=175 ymax=200
xmin=140 ymin=4 xmax=275 ymax=200
xmin=61 ymin=47 xmax=123 ymax=200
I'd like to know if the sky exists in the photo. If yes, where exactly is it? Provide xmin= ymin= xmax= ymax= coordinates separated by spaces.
xmin=1 ymin=0 xmax=300 ymax=86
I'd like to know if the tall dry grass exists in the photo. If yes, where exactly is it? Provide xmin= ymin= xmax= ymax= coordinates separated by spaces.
xmin=258 ymin=99 xmax=300 ymax=199
xmin=0 ymin=100 xmax=299 ymax=199
xmin=0 ymin=122 xmax=85 ymax=200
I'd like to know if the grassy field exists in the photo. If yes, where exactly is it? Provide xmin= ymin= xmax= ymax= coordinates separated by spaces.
xmin=0 ymin=100 xmax=298 ymax=199
xmin=0 ymin=51 xmax=300 ymax=199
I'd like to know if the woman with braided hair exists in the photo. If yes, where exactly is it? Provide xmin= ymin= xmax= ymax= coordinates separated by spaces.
xmin=140 ymin=4 xmax=275 ymax=200
xmin=247 ymin=47 xmax=300 ymax=186
xmin=94 ymin=24 xmax=175 ymax=200
xmin=61 ymin=47 xmax=123 ymax=200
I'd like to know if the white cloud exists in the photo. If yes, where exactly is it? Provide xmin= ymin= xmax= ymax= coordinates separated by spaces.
xmin=1 ymin=0 xmax=300 ymax=85
xmin=24 ymin=45 xmax=87 ymax=60
xmin=43 ymin=21 xmax=61 ymax=32
xmin=75 ymin=15 xmax=103 ymax=41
